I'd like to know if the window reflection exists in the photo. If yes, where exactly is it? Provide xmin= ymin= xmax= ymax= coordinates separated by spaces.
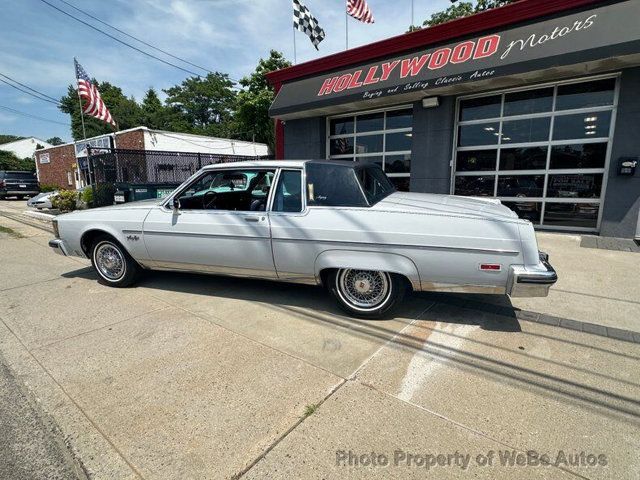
xmin=499 ymin=147 xmax=547 ymax=170
xmin=556 ymin=78 xmax=615 ymax=111
xmin=544 ymin=203 xmax=599 ymax=228
xmin=457 ymin=150 xmax=497 ymax=171
xmin=455 ymin=176 xmax=495 ymax=196
xmin=504 ymin=88 xmax=553 ymax=116
xmin=458 ymin=123 xmax=500 ymax=146
xmin=501 ymin=117 xmax=550 ymax=144
xmin=546 ymin=174 xmax=602 ymax=198
xmin=503 ymin=201 xmax=542 ymax=224
xmin=330 ymin=137 xmax=353 ymax=156
xmin=497 ymin=175 xmax=544 ymax=197
xmin=553 ymin=111 xmax=611 ymax=140
xmin=549 ymin=143 xmax=607 ymax=169
xmin=459 ymin=95 xmax=501 ymax=121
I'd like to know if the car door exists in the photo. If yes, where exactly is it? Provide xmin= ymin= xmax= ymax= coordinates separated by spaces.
xmin=142 ymin=168 xmax=277 ymax=278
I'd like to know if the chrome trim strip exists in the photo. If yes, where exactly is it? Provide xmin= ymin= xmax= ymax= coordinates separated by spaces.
xmin=122 ymin=229 xmax=142 ymax=235
xmin=271 ymin=236 xmax=520 ymax=256
xmin=143 ymin=230 xmax=270 ymax=241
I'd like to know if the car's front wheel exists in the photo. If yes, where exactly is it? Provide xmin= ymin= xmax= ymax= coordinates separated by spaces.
xmin=329 ymin=269 xmax=406 ymax=319
xmin=90 ymin=235 xmax=140 ymax=287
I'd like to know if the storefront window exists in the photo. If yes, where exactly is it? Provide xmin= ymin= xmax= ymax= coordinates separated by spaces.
xmin=454 ymin=76 xmax=617 ymax=231
xmin=328 ymin=107 xmax=412 ymax=191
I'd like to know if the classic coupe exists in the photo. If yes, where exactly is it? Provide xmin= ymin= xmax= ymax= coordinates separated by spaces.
xmin=49 ymin=160 xmax=557 ymax=318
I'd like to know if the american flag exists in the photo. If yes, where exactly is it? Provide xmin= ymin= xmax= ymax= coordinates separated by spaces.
xmin=74 ymin=58 xmax=116 ymax=127
xmin=347 ymin=0 xmax=375 ymax=23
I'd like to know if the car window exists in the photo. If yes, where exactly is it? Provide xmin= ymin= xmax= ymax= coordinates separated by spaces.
xmin=306 ymin=163 xmax=368 ymax=207
xmin=273 ymin=170 xmax=303 ymax=213
xmin=356 ymin=165 xmax=395 ymax=204
xmin=175 ymin=169 xmax=275 ymax=211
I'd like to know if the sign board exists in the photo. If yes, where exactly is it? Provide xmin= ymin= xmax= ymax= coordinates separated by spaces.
xmin=39 ymin=153 xmax=50 ymax=164
xmin=270 ymin=0 xmax=640 ymax=117
xmin=75 ymin=135 xmax=112 ymax=158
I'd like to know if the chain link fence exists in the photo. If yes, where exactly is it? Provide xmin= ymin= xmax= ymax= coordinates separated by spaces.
xmin=88 ymin=147 xmax=270 ymax=207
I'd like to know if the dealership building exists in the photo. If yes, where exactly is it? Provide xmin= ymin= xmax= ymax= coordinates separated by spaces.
xmin=267 ymin=0 xmax=640 ymax=239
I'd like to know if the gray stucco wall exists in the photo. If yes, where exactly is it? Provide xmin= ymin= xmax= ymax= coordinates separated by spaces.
xmin=283 ymin=117 xmax=326 ymax=160
xmin=410 ymin=97 xmax=455 ymax=194
xmin=600 ymin=67 xmax=640 ymax=238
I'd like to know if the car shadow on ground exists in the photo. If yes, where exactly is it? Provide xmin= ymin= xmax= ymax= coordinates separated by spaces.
xmin=62 ymin=266 xmax=521 ymax=332
xmin=59 ymin=266 xmax=640 ymax=423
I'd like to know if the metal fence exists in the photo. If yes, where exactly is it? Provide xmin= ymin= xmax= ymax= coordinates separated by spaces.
xmin=88 ymin=147 xmax=270 ymax=207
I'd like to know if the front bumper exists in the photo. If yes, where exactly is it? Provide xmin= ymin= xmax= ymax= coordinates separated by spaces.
xmin=48 ymin=239 xmax=69 ymax=256
xmin=508 ymin=252 xmax=558 ymax=298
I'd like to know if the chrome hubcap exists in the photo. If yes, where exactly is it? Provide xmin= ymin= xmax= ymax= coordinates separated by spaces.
xmin=95 ymin=243 xmax=125 ymax=280
xmin=338 ymin=269 xmax=390 ymax=310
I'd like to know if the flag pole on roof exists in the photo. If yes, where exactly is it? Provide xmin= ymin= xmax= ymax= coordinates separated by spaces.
xmin=292 ymin=0 xmax=325 ymax=51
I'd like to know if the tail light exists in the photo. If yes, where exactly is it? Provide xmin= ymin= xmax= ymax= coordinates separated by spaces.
xmin=52 ymin=219 xmax=60 ymax=239
xmin=480 ymin=263 xmax=501 ymax=272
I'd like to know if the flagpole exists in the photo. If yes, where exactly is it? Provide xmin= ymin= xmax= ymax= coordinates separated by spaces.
xmin=293 ymin=26 xmax=297 ymax=64
xmin=345 ymin=8 xmax=348 ymax=50
xmin=74 ymin=59 xmax=90 ymax=186
xmin=411 ymin=0 xmax=415 ymax=29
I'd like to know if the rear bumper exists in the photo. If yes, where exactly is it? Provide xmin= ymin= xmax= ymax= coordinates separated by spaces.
xmin=3 ymin=190 xmax=39 ymax=196
xmin=508 ymin=252 xmax=558 ymax=298
xmin=48 ymin=239 xmax=69 ymax=256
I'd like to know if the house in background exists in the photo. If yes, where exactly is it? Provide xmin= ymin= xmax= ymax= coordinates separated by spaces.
xmin=34 ymin=126 xmax=270 ymax=189
xmin=0 ymin=137 xmax=53 ymax=159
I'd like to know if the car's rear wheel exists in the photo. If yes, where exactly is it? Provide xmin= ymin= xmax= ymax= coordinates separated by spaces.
xmin=90 ymin=235 xmax=140 ymax=287
xmin=329 ymin=269 xmax=405 ymax=319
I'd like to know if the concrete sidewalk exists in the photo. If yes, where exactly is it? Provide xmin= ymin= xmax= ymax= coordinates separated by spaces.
xmin=1 ymin=210 xmax=639 ymax=479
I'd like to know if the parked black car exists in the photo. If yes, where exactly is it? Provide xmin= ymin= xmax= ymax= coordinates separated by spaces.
xmin=0 ymin=171 xmax=40 ymax=199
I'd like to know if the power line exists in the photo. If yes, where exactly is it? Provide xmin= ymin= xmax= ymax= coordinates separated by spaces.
xmin=0 ymin=105 xmax=69 ymax=126
xmin=38 ymin=0 xmax=205 ymax=77
xmin=0 ymin=73 xmax=61 ymax=103
xmin=0 ymin=78 xmax=61 ymax=105
xmin=55 ymin=0 xmax=213 ymax=75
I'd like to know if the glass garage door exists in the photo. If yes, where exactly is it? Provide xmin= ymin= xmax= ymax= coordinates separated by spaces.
xmin=327 ymin=106 xmax=413 ymax=191
xmin=453 ymin=76 xmax=618 ymax=231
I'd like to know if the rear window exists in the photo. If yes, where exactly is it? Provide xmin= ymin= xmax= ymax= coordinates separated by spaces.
xmin=5 ymin=172 xmax=36 ymax=180
xmin=306 ymin=163 xmax=367 ymax=207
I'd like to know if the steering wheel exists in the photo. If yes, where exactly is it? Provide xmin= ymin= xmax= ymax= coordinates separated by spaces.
xmin=202 ymin=190 xmax=218 ymax=209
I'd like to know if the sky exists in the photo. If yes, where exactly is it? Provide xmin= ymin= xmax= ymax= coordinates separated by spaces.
xmin=0 ymin=0 xmax=451 ymax=143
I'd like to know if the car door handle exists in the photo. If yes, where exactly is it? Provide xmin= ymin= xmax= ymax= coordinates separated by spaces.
xmin=244 ymin=217 xmax=260 ymax=223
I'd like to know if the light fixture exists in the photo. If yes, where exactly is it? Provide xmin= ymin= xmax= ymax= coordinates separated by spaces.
xmin=584 ymin=116 xmax=598 ymax=122
xmin=493 ymin=132 xmax=500 ymax=136
xmin=503 ymin=137 xmax=511 ymax=141
xmin=422 ymin=96 xmax=440 ymax=108
xmin=585 ymin=131 xmax=596 ymax=135
xmin=484 ymin=127 xmax=495 ymax=131
xmin=585 ymin=125 xmax=596 ymax=129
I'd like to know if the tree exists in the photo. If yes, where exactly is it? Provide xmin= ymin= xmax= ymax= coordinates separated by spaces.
xmin=0 ymin=150 xmax=35 ymax=172
xmin=0 ymin=135 xmax=25 ymax=145
xmin=163 ymin=73 xmax=237 ymax=137
xmin=233 ymin=50 xmax=291 ymax=153
xmin=414 ymin=0 xmax=517 ymax=29
xmin=140 ymin=88 xmax=167 ymax=130
xmin=58 ymin=81 xmax=143 ymax=140
xmin=46 ymin=137 xmax=64 ymax=145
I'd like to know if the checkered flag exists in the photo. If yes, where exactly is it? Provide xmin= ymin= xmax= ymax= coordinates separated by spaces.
xmin=293 ymin=0 xmax=325 ymax=50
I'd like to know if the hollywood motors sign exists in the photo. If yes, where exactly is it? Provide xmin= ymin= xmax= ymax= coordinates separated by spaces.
xmin=317 ymin=15 xmax=598 ymax=97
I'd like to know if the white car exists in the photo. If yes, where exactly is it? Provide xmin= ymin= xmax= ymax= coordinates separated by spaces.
xmin=49 ymin=160 xmax=556 ymax=318
xmin=27 ymin=191 xmax=58 ymax=209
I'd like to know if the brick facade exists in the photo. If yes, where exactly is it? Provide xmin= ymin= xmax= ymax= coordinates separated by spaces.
xmin=35 ymin=144 xmax=76 ymax=189
xmin=114 ymin=129 xmax=145 ymax=150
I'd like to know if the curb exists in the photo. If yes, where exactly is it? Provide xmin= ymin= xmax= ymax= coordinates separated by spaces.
xmin=434 ymin=296 xmax=640 ymax=344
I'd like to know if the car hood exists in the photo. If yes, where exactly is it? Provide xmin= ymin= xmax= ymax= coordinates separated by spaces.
xmin=87 ymin=197 xmax=163 ymax=212
xmin=374 ymin=192 xmax=520 ymax=221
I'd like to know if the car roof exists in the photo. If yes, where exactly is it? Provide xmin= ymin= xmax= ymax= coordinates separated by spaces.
xmin=200 ymin=159 xmax=356 ymax=170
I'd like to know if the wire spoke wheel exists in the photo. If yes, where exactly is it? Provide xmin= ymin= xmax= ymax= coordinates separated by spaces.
xmin=337 ymin=269 xmax=391 ymax=311
xmin=95 ymin=243 xmax=125 ymax=281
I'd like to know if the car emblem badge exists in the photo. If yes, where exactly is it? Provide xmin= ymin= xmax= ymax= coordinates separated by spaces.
xmin=126 ymin=235 xmax=140 ymax=241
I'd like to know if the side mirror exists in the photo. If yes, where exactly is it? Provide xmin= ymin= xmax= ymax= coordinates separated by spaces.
xmin=172 ymin=197 xmax=181 ymax=212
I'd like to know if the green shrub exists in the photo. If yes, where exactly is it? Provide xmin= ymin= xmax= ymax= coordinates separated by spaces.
xmin=81 ymin=187 xmax=94 ymax=206
xmin=51 ymin=190 xmax=79 ymax=212
xmin=39 ymin=183 xmax=59 ymax=193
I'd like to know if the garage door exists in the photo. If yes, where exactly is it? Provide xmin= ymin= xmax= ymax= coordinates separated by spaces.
xmin=453 ymin=75 xmax=618 ymax=232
